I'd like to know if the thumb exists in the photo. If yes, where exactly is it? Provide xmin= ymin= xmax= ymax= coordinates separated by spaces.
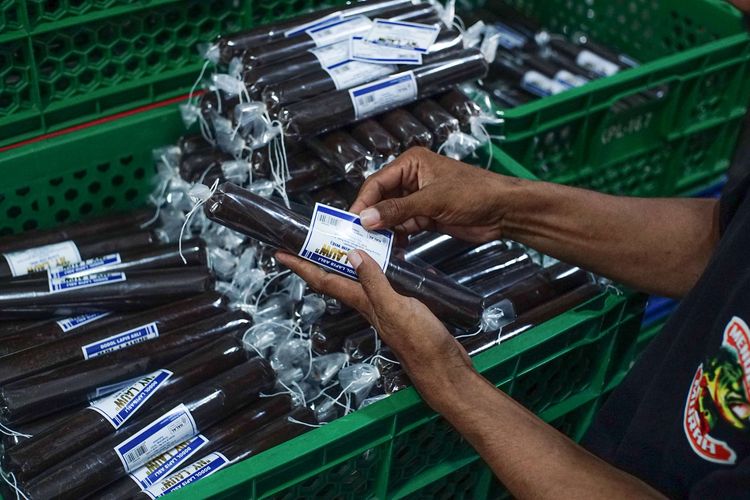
xmin=359 ymin=189 xmax=436 ymax=230
xmin=347 ymin=250 xmax=399 ymax=312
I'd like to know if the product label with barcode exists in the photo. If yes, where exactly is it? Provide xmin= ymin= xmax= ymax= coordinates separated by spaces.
xmin=115 ymin=404 xmax=198 ymax=473
xmin=365 ymin=18 xmax=439 ymax=52
xmin=88 ymin=369 xmax=173 ymax=429
xmin=3 ymin=241 xmax=81 ymax=277
xmin=48 ymin=253 xmax=121 ymax=280
xmin=520 ymin=70 xmax=567 ymax=97
xmin=48 ymin=271 xmax=126 ymax=294
xmin=324 ymin=59 xmax=396 ymax=90
xmin=350 ymin=36 xmax=422 ymax=65
xmin=130 ymin=434 xmax=209 ymax=489
xmin=305 ymin=15 xmax=372 ymax=48
xmin=143 ymin=452 xmax=230 ymax=499
xmin=81 ymin=321 xmax=159 ymax=360
xmin=349 ymin=71 xmax=417 ymax=119
xmin=299 ymin=203 xmax=393 ymax=279
xmin=576 ymin=49 xmax=619 ymax=77
xmin=56 ymin=311 xmax=111 ymax=333
xmin=309 ymin=40 xmax=350 ymax=68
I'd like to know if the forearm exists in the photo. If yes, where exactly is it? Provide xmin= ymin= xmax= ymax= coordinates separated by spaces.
xmin=421 ymin=368 xmax=665 ymax=499
xmin=499 ymin=178 xmax=720 ymax=297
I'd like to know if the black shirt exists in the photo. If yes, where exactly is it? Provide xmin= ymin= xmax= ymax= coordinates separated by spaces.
xmin=582 ymin=164 xmax=750 ymax=498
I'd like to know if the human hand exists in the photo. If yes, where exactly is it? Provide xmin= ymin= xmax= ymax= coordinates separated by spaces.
xmin=275 ymin=249 xmax=477 ymax=410
xmin=350 ymin=147 xmax=523 ymax=243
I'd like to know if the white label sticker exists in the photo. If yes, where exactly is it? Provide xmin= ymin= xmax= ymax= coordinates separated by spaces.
xmin=285 ymin=12 xmax=342 ymax=38
xmin=350 ymin=36 xmax=422 ymax=65
xmin=56 ymin=311 xmax=111 ymax=333
xmin=520 ymin=70 xmax=568 ymax=97
xmin=576 ymin=49 xmax=619 ymax=77
xmin=299 ymin=203 xmax=393 ymax=279
xmin=143 ymin=452 xmax=230 ymax=499
xmin=115 ymin=404 xmax=198 ymax=473
xmin=325 ymin=59 xmax=396 ymax=90
xmin=306 ymin=15 xmax=372 ymax=48
xmin=349 ymin=71 xmax=417 ymax=119
xmin=3 ymin=241 xmax=81 ymax=277
xmin=88 ymin=369 xmax=173 ymax=429
xmin=48 ymin=271 xmax=127 ymax=294
xmin=81 ymin=321 xmax=159 ymax=360
xmin=48 ymin=253 xmax=122 ymax=280
xmin=309 ymin=40 xmax=351 ymax=68
xmin=554 ymin=70 xmax=588 ymax=89
xmin=130 ymin=434 xmax=210 ymax=489
xmin=364 ymin=18 xmax=440 ymax=53
xmin=90 ymin=375 xmax=144 ymax=401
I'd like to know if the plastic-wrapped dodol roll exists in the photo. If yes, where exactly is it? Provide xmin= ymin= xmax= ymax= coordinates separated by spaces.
xmin=279 ymin=49 xmax=489 ymax=140
xmin=204 ymin=183 xmax=485 ymax=328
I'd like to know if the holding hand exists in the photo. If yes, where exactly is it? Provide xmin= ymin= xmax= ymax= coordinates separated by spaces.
xmin=352 ymin=147 xmax=520 ymax=243
xmin=275 ymin=249 xmax=476 ymax=412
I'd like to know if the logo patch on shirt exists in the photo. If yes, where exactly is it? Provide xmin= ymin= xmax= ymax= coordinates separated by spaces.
xmin=683 ymin=316 xmax=750 ymax=465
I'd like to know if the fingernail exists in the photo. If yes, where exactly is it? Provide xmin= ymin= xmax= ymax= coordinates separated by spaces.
xmin=359 ymin=208 xmax=380 ymax=227
xmin=347 ymin=250 xmax=363 ymax=270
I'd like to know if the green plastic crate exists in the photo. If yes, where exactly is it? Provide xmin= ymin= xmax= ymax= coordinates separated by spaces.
xmin=0 ymin=103 xmax=647 ymax=498
xmin=0 ymin=0 xmax=347 ymax=149
xmin=483 ymin=0 xmax=750 ymax=197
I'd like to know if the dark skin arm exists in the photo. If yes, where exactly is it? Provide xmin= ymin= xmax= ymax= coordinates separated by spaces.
xmin=351 ymin=148 xmax=720 ymax=298
xmin=276 ymin=250 xmax=665 ymax=499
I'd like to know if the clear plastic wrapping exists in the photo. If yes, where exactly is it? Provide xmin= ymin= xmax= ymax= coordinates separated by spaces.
xmin=285 ymin=152 xmax=343 ymax=194
xmin=0 ymin=229 xmax=156 ymax=279
xmin=447 ymin=248 xmax=529 ymax=285
xmin=204 ymin=183 xmax=485 ymax=328
xmin=279 ymin=49 xmax=489 ymax=140
xmin=378 ymin=108 xmax=434 ymax=150
xmin=0 ymin=292 xmax=226 ymax=386
xmin=304 ymin=131 xmax=373 ymax=184
xmin=312 ymin=310 xmax=371 ymax=354
xmin=0 ymin=210 xmax=154 ymax=254
xmin=409 ymin=98 xmax=460 ymax=144
xmin=179 ymin=149 xmax=234 ymax=183
xmin=0 ymin=311 xmax=250 ymax=431
xmin=0 ymin=266 xmax=215 ymax=320
xmin=404 ymin=232 xmax=475 ymax=266
xmin=349 ymin=119 xmax=402 ymax=159
xmin=3 ymin=334 xmax=255 ymax=480
xmin=437 ymin=89 xmax=482 ymax=131
xmin=22 ymin=359 xmax=276 ymax=499
xmin=98 ymin=395 xmax=294 ymax=499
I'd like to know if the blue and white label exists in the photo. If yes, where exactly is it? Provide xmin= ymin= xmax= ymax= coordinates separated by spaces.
xmin=130 ymin=434 xmax=210 ymax=489
xmin=305 ymin=15 xmax=372 ymax=48
xmin=88 ymin=369 xmax=173 ymax=429
xmin=48 ymin=271 xmax=126 ymax=293
xmin=309 ymin=40 xmax=350 ymax=68
xmin=115 ymin=404 xmax=198 ymax=473
xmin=493 ymin=22 xmax=527 ymax=49
xmin=3 ymin=240 xmax=81 ymax=277
xmin=365 ymin=19 xmax=440 ymax=52
xmin=350 ymin=36 xmax=422 ymax=65
xmin=81 ymin=321 xmax=159 ymax=360
xmin=554 ymin=70 xmax=588 ymax=89
xmin=143 ymin=452 xmax=229 ymax=499
xmin=285 ymin=12 xmax=342 ymax=38
xmin=349 ymin=71 xmax=417 ymax=119
xmin=300 ymin=203 xmax=393 ymax=279
xmin=56 ymin=311 xmax=111 ymax=333
xmin=576 ymin=49 xmax=619 ymax=77
xmin=48 ymin=253 xmax=122 ymax=280
xmin=90 ymin=375 xmax=144 ymax=400
xmin=324 ymin=59 xmax=396 ymax=90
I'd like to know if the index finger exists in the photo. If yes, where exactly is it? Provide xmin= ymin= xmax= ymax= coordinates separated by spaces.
xmin=349 ymin=149 xmax=420 ymax=214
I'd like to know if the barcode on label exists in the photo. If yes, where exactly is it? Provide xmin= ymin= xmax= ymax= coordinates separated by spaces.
xmin=126 ymin=444 xmax=150 ymax=465
xmin=358 ymin=95 xmax=376 ymax=106
xmin=319 ymin=214 xmax=341 ymax=226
